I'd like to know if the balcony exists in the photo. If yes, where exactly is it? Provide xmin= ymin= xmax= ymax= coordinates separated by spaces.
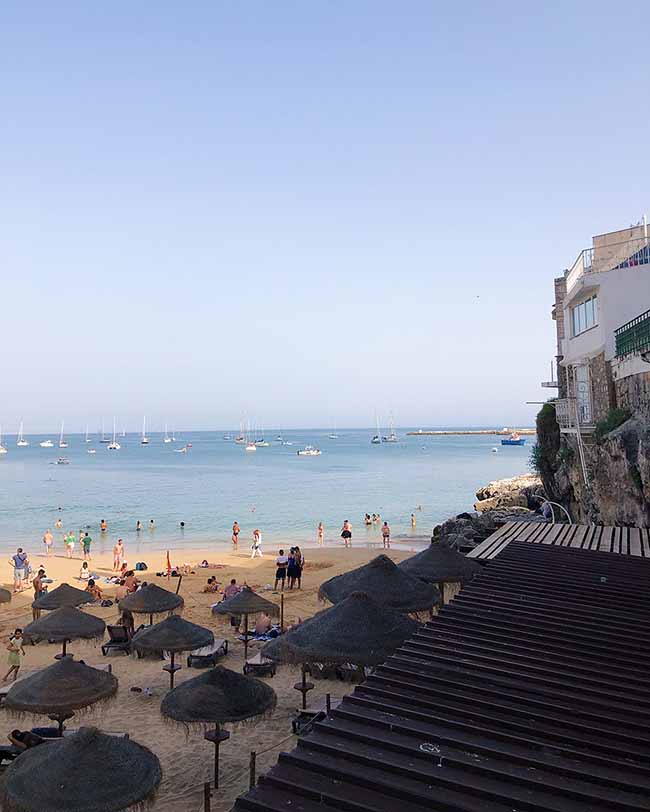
xmin=615 ymin=309 xmax=650 ymax=358
xmin=566 ymin=236 xmax=650 ymax=293
xmin=555 ymin=398 xmax=595 ymax=434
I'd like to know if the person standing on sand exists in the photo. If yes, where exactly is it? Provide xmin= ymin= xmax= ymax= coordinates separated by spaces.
xmin=317 ymin=522 xmax=324 ymax=545
xmin=64 ymin=531 xmax=75 ymax=559
xmin=32 ymin=569 xmax=46 ymax=620
xmin=251 ymin=529 xmax=263 ymax=559
xmin=232 ymin=522 xmax=240 ymax=547
xmin=42 ymin=529 xmax=53 ymax=556
xmin=381 ymin=521 xmax=391 ymax=549
xmin=82 ymin=532 xmax=92 ymax=561
xmin=340 ymin=520 xmax=352 ymax=548
xmin=11 ymin=549 xmax=28 ymax=593
xmin=113 ymin=539 xmax=125 ymax=571
xmin=3 ymin=629 xmax=25 ymax=683
xmin=274 ymin=549 xmax=288 ymax=592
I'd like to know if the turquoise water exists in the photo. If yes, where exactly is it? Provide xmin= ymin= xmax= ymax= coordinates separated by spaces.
xmin=0 ymin=429 xmax=532 ymax=556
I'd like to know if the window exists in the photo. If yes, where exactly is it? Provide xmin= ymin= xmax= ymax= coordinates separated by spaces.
xmin=572 ymin=295 xmax=598 ymax=337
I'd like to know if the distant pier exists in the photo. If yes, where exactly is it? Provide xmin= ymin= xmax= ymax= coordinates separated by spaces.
xmin=406 ymin=428 xmax=536 ymax=436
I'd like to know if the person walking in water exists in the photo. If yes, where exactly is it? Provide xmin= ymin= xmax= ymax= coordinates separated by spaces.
xmin=136 ymin=521 xmax=142 ymax=532
xmin=381 ymin=521 xmax=391 ymax=549
xmin=251 ymin=529 xmax=263 ymax=559
xmin=411 ymin=513 xmax=417 ymax=529
xmin=113 ymin=539 xmax=125 ymax=571
xmin=3 ymin=629 xmax=25 ymax=683
xmin=340 ymin=519 xmax=352 ymax=548
xmin=42 ymin=529 xmax=53 ymax=557
xmin=232 ymin=522 xmax=240 ymax=547
xmin=100 ymin=519 xmax=107 ymax=533
xmin=317 ymin=522 xmax=324 ymax=545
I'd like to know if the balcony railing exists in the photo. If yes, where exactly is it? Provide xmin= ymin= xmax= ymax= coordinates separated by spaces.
xmin=615 ymin=309 xmax=650 ymax=358
xmin=555 ymin=397 xmax=594 ymax=432
xmin=566 ymin=236 xmax=650 ymax=292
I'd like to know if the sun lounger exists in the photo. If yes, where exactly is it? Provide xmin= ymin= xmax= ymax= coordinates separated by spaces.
xmin=186 ymin=638 xmax=228 ymax=668
xmin=243 ymin=652 xmax=276 ymax=677
xmin=101 ymin=625 xmax=131 ymax=657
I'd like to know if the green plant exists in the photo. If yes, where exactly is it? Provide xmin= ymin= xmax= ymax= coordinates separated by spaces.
xmin=593 ymin=408 xmax=631 ymax=441
xmin=529 ymin=442 xmax=543 ymax=475
xmin=556 ymin=445 xmax=574 ymax=466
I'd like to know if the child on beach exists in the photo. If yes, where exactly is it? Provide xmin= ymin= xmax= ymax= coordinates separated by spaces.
xmin=3 ymin=629 xmax=25 ymax=683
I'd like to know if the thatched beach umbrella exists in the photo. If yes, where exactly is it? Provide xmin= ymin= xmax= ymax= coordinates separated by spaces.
xmin=2 ymin=726 xmax=161 ymax=812
xmin=32 ymin=582 xmax=89 ymax=611
xmin=212 ymin=588 xmax=279 ymax=662
xmin=398 ymin=539 xmax=482 ymax=600
xmin=263 ymin=592 xmax=420 ymax=707
xmin=319 ymin=554 xmax=441 ymax=613
xmin=132 ymin=614 xmax=213 ymax=689
xmin=23 ymin=606 xmax=106 ymax=660
xmin=118 ymin=583 xmax=184 ymax=624
xmin=161 ymin=665 xmax=276 ymax=789
xmin=4 ymin=657 xmax=118 ymax=735
xmin=0 ymin=587 xmax=11 ymax=604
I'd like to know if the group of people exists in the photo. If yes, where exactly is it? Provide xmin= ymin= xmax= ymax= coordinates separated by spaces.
xmin=274 ymin=547 xmax=304 ymax=591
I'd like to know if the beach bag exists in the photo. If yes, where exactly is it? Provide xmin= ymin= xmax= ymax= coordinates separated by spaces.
xmin=135 ymin=562 xmax=148 ymax=571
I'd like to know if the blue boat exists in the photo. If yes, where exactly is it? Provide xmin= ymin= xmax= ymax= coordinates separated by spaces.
xmin=501 ymin=433 xmax=526 ymax=446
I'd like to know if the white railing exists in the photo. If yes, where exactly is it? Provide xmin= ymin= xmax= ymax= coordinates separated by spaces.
xmin=555 ymin=399 xmax=572 ymax=429
xmin=566 ymin=237 xmax=650 ymax=292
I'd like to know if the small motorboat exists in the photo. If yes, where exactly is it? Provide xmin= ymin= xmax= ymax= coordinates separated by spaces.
xmin=107 ymin=441 xmax=121 ymax=450
xmin=297 ymin=445 xmax=322 ymax=456
xmin=223 ymin=434 xmax=232 ymax=440
xmin=40 ymin=440 xmax=54 ymax=448
xmin=371 ymin=435 xmax=382 ymax=444
xmin=491 ymin=447 xmax=498 ymax=453
xmin=255 ymin=440 xmax=270 ymax=447
xmin=87 ymin=448 xmax=96 ymax=454
xmin=175 ymin=446 xmax=188 ymax=454
xmin=328 ymin=433 xmax=339 ymax=439
xmin=501 ymin=432 xmax=526 ymax=446
xmin=245 ymin=442 xmax=257 ymax=452
xmin=56 ymin=457 xmax=70 ymax=465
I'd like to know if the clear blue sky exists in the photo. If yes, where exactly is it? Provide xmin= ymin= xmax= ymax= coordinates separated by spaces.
xmin=2 ymin=2 xmax=649 ymax=432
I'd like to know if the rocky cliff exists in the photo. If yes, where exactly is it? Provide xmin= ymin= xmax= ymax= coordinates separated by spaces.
xmin=534 ymin=406 xmax=650 ymax=527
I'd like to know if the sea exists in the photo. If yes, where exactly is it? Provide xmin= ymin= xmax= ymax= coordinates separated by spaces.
xmin=0 ymin=429 xmax=533 ymax=557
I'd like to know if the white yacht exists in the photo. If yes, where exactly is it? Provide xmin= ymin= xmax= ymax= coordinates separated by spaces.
xmin=107 ymin=417 xmax=121 ymax=450
xmin=297 ymin=445 xmax=322 ymax=456
xmin=40 ymin=439 xmax=54 ymax=448
xmin=245 ymin=441 xmax=257 ymax=452
xmin=87 ymin=448 xmax=96 ymax=454
xmin=164 ymin=423 xmax=172 ymax=443
xmin=59 ymin=421 xmax=68 ymax=448
xmin=85 ymin=425 xmax=92 ymax=443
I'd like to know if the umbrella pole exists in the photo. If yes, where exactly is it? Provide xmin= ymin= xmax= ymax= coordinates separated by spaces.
xmin=170 ymin=652 xmax=176 ymax=689
xmin=204 ymin=722 xmax=230 ymax=790
xmin=280 ymin=593 xmax=284 ymax=631
xmin=293 ymin=663 xmax=314 ymax=711
xmin=56 ymin=639 xmax=69 ymax=660
xmin=243 ymin=614 xmax=249 ymax=664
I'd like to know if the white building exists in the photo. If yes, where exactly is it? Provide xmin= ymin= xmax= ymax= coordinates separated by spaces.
xmin=552 ymin=222 xmax=650 ymax=432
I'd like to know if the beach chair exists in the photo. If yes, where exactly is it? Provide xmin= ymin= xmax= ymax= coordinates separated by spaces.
xmin=101 ymin=625 xmax=131 ymax=657
xmin=243 ymin=651 xmax=276 ymax=677
xmin=186 ymin=639 xmax=228 ymax=669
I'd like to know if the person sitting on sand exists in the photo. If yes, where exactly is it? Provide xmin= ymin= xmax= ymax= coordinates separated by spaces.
xmin=79 ymin=561 xmax=90 ymax=582
xmin=3 ymin=629 xmax=25 ymax=683
xmin=203 ymin=577 xmax=220 ymax=593
xmin=223 ymin=578 xmax=240 ymax=599
xmin=254 ymin=612 xmax=272 ymax=636
xmin=85 ymin=579 xmax=103 ymax=603
xmin=122 ymin=571 xmax=139 ymax=593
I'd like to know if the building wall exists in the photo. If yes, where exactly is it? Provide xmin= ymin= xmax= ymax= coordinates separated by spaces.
xmin=553 ymin=276 xmax=568 ymax=398
xmin=588 ymin=352 xmax=615 ymax=423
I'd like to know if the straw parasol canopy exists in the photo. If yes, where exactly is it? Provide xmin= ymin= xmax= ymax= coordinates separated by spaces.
xmin=119 ymin=583 xmax=184 ymax=623
xmin=161 ymin=666 xmax=276 ymax=789
xmin=2 ymin=726 xmax=161 ymax=812
xmin=0 ymin=588 xmax=12 ymax=604
xmin=4 ymin=658 xmax=118 ymax=735
xmin=319 ymin=554 xmax=441 ymax=612
xmin=23 ymin=606 xmax=106 ymax=659
xmin=262 ymin=591 xmax=419 ymax=667
xmin=398 ymin=539 xmax=483 ymax=586
xmin=212 ymin=587 xmax=279 ymax=661
xmin=32 ymin=582 xmax=90 ymax=611
xmin=132 ymin=614 xmax=213 ymax=689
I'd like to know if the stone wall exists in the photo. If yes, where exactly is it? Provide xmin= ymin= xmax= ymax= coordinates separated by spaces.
xmin=588 ymin=352 xmax=615 ymax=423
xmin=615 ymin=370 xmax=650 ymax=418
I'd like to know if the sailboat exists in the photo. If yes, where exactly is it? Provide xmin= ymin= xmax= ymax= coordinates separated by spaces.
xmin=59 ymin=421 xmax=68 ymax=448
xmin=171 ymin=427 xmax=177 ymax=442
xmin=164 ymin=423 xmax=172 ymax=443
xmin=85 ymin=425 xmax=92 ymax=443
xmin=107 ymin=417 xmax=121 ymax=450
xmin=371 ymin=414 xmax=382 ymax=444
xmin=382 ymin=413 xmax=398 ymax=443
xmin=141 ymin=416 xmax=149 ymax=445
xmin=100 ymin=419 xmax=110 ymax=443
xmin=0 ymin=425 xmax=7 ymax=455
xmin=16 ymin=421 xmax=29 ymax=447
xmin=329 ymin=422 xmax=339 ymax=440
xmin=255 ymin=426 xmax=270 ymax=447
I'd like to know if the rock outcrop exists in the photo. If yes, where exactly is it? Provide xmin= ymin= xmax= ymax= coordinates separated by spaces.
xmin=474 ymin=474 xmax=544 ymax=512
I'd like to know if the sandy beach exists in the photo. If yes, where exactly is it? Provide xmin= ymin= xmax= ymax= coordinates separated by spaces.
xmin=0 ymin=542 xmax=422 ymax=811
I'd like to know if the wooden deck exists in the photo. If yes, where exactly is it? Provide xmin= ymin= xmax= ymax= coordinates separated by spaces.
xmin=467 ymin=520 xmax=650 ymax=560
